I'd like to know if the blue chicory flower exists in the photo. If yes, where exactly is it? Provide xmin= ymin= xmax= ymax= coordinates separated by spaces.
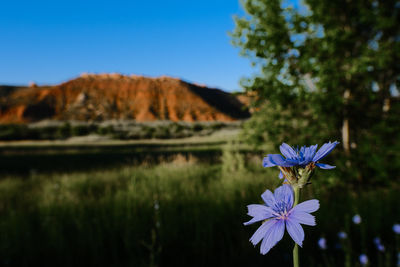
xmin=338 ymin=231 xmax=347 ymax=239
xmin=353 ymin=214 xmax=362 ymax=224
xmin=263 ymin=141 xmax=339 ymax=171
xmin=318 ymin=237 xmax=327 ymax=250
xmin=244 ymin=184 xmax=320 ymax=255
xmin=359 ymin=254 xmax=368 ymax=266
xmin=393 ymin=224 xmax=400 ymax=234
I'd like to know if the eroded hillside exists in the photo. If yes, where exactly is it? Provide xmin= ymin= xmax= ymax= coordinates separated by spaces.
xmin=0 ymin=74 xmax=249 ymax=123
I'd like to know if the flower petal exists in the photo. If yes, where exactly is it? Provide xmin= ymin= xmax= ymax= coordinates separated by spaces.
xmin=263 ymin=156 xmax=276 ymax=167
xmin=315 ymin=163 xmax=336 ymax=169
xmin=312 ymin=141 xmax=339 ymax=162
xmin=289 ymin=210 xmax=316 ymax=226
xmin=261 ymin=189 xmax=276 ymax=207
xmin=305 ymin=144 xmax=318 ymax=162
xmin=260 ymin=219 xmax=285 ymax=255
xmin=286 ymin=219 xmax=305 ymax=247
xmin=249 ymin=219 xmax=275 ymax=246
xmin=263 ymin=154 xmax=290 ymax=167
xmin=263 ymin=154 xmax=297 ymax=167
xmin=293 ymin=199 xmax=320 ymax=213
xmin=279 ymin=143 xmax=297 ymax=159
xmin=279 ymin=171 xmax=284 ymax=179
xmin=268 ymin=154 xmax=287 ymax=166
xmin=244 ymin=204 xmax=274 ymax=225
xmin=273 ymin=184 xmax=293 ymax=209
xmin=285 ymin=158 xmax=301 ymax=166
xmin=310 ymin=144 xmax=318 ymax=154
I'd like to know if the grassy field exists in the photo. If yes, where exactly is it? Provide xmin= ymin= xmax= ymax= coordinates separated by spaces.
xmin=0 ymin=130 xmax=246 ymax=175
xmin=0 ymin=153 xmax=399 ymax=267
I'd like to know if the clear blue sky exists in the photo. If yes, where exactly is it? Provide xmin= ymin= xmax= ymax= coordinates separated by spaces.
xmin=0 ymin=0 xmax=256 ymax=92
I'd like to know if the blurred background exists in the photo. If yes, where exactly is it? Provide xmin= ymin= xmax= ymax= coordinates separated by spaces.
xmin=0 ymin=0 xmax=399 ymax=266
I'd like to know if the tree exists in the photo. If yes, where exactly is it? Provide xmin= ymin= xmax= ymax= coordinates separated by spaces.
xmin=231 ymin=0 xmax=400 ymax=185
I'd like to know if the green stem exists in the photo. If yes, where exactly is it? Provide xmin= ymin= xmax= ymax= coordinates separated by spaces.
xmin=293 ymin=186 xmax=300 ymax=267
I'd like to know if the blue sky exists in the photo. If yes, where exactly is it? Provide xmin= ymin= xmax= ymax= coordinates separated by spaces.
xmin=0 ymin=0 xmax=256 ymax=92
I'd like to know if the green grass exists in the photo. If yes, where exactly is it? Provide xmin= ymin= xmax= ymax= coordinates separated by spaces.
xmin=0 ymin=161 xmax=399 ymax=267
xmin=0 ymin=131 xmax=249 ymax=175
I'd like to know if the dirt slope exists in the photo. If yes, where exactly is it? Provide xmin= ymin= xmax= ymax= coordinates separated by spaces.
xmin=0 ymin=74 xmax=249 ymax=123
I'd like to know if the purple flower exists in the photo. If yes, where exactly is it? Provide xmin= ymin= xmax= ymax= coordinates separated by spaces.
xmin=338 ymin=231 xmax=347 ymax=239
xmin=318 ymin=237 xmax=327 ymax=250
xmin=393 ymin=224 xmax=400 ymax=234
xmin=263 ymin=141 xmax=339 ymax=171
xmin=352 ymin=214 xmax=362 ymax=224
xmin=244 ymin=184 xmax=320 ymax=255
xmin=359 ymin=254 xmax=368 ymax=266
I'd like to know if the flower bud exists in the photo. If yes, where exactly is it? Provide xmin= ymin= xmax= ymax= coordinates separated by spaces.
xmin=297 ymin=163 xmax=316 ymax=188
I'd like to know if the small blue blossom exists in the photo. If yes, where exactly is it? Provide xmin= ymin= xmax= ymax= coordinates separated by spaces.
xmin=318 ymin=237 xmax=327 ymax=250
xmin=263 ymin=141 xmax=339 ymax=170
xmin=352 ymin=214 xmax=362 ymax=224
xmin=338 ymin=231 xmax=347 ymax=239
xmin=359 ymin=254 xmax=368 ymax=266
xmin=393 ymin=224 xmax=400 ymax=234
xmin=374 ymin=237 xmax=385 ymax=252
xmin=244 ymin=184 xmax=320 ymax=255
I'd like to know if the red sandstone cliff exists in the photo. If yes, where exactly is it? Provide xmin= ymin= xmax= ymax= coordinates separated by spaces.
xmin=0 ymin=74 xmax=249 ymax=123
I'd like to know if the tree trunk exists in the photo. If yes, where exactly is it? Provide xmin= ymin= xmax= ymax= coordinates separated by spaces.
xmin=342 ymin=89 xmax=350 ymax=155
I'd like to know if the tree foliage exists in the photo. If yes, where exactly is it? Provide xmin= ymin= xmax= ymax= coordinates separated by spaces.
xmin=231 ymin=0 xmax=400 ymax=185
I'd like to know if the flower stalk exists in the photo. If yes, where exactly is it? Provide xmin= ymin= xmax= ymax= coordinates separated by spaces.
xmin=293 ymin=186 xmax=300 ymax=267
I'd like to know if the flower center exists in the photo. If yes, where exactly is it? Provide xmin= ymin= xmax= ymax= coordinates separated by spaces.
xmin=277 ymin=210 xmax=289 ymax=220
xmin=274 ymin=201 xmax=290 ymax=220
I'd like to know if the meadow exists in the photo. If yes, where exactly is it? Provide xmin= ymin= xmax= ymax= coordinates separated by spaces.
xmin=0 ymin=142 xmax=399 ymax=267
xmin=0 ymin=121 xmax=241 ymax=141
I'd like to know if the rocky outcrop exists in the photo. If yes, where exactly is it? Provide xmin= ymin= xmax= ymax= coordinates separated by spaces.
xmin=0 ymin=74 xmax=249 ymax=123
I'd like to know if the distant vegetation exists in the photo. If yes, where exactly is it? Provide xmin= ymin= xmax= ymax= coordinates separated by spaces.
xmin=0 ymin=121 xmax=242 ymax=141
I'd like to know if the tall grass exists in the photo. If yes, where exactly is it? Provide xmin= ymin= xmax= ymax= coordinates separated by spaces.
xmin=0 ymin=160 xmax=398 ymax=266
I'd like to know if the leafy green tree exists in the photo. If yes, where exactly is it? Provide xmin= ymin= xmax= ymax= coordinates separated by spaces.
xmin=231 ymin=0 xmax=400 ymax=184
